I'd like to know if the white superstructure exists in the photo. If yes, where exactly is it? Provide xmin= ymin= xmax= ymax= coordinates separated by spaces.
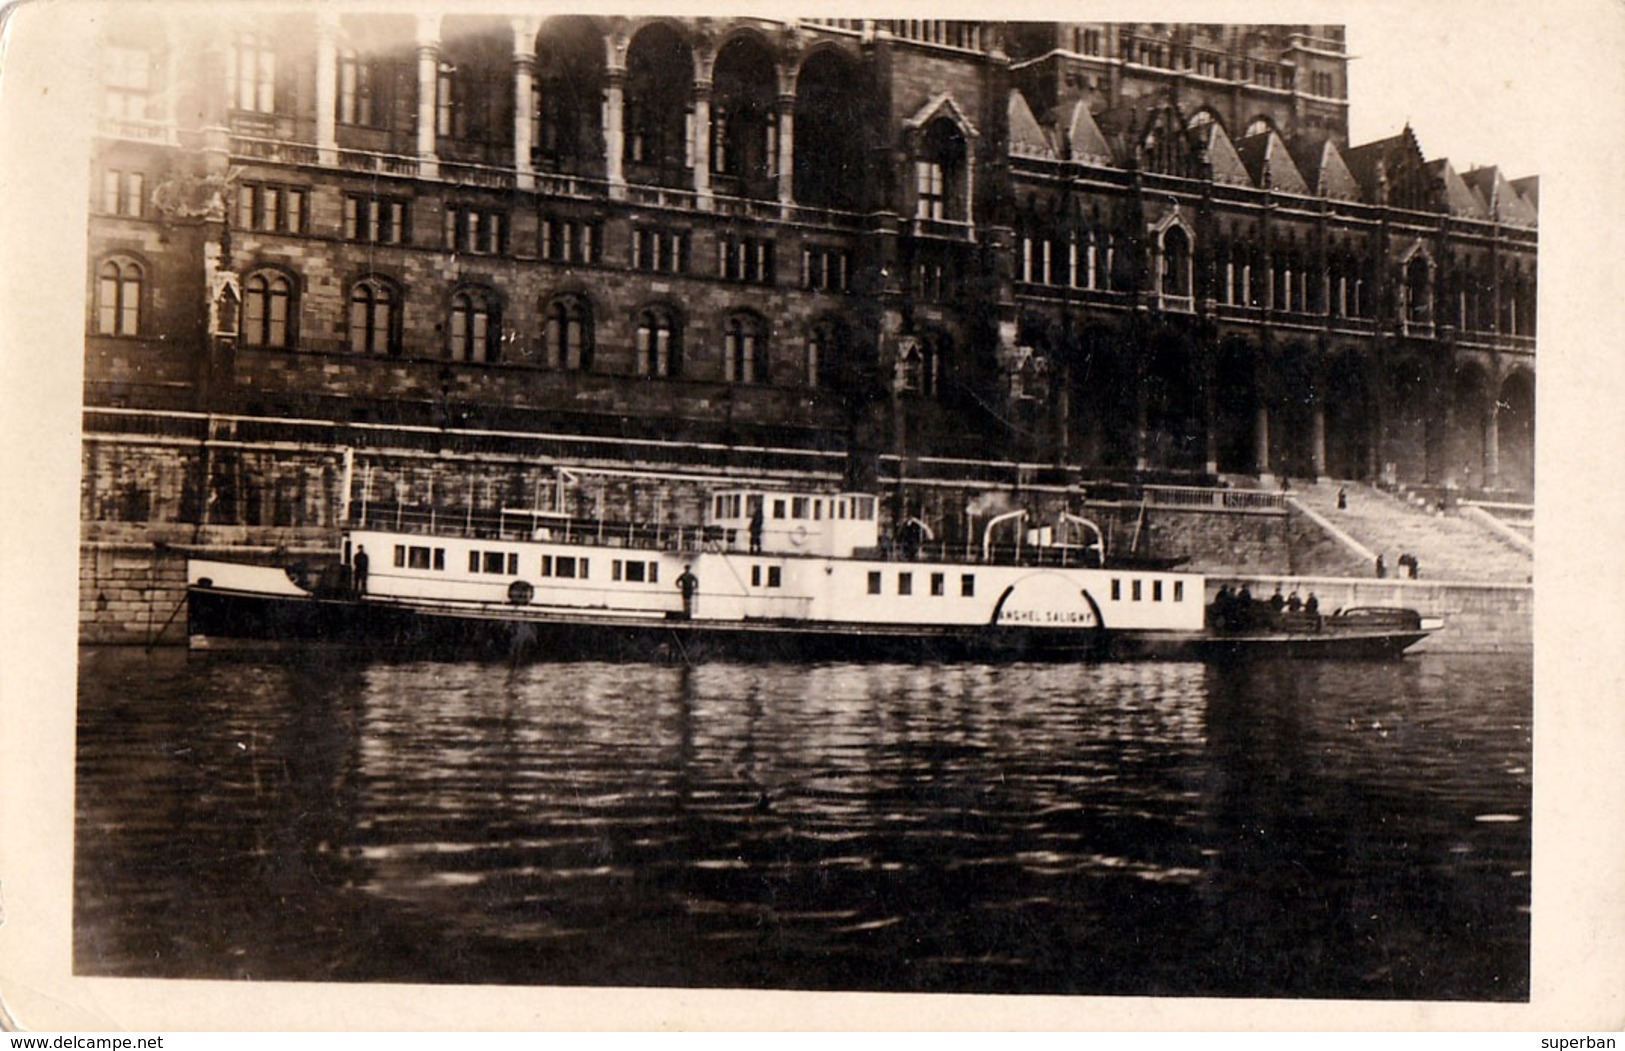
xmin=319 ymin=486 xmax=1206 ymax=636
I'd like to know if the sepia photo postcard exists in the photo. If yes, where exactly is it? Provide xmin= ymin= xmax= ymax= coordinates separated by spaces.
xmin=1 ymin=0 xmax=1622 ymax=1034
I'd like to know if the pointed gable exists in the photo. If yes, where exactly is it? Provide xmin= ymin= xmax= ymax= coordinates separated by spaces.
xmin=1346 ymin=125 xmax=1437 ymax=210
xmin=1007 ymin=90 xmax=1054 ymax=159
xmin=1511 ymin=175 xmax=1539 ymax=211
xmin=1235 ymin=130 xmax=1309 ymax=194
xmin=1428 ymin=159 xmax=1489 ymax=219
xmin=1288 ymin=136 xmax=1361 ymax=200
xmin=1343 ymin=134 xmax=1399 ymax=201
xmin=1200 ymin=121 xmax=1252 ymax=187
xmin=905 ymin=93 xmax=979 ymax=139
xmin=1465 ymin=166 xmax=1539 ymax=227
xmin=1066 ymin=100 xmax=1114 ymax=166
xmin=1090 ymin=100 xmax=1141 ymax=165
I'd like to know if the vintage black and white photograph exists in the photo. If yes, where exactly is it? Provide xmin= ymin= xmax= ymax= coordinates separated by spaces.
xmin=8 ymin=0 xmax=1623 ymax=1031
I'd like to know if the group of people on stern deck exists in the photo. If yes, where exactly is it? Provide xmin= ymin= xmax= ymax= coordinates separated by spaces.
xmin=1210 ymin=584 xmax=1321 ymax=632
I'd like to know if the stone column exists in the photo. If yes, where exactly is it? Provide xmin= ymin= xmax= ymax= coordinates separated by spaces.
xmin=604 ymin=67 xmax=626 ymax=199
xmin=511 ymin=18 xmax=539 ymax=190
xmin=415 ymin=14 xmax=441 ymax=179
xmin=315 ymin=11 xmax=339 ymax=166
xmin=1053 ymin=362 xmax=1071 ymax=467
xmin=1133 ymin=374 xmax=1151 ymax=472
xmin=162 ymin=12 xmax=181 ymax=140
xmin=1434 ymin=388 xmax=1454 ymax=486
xmin=1255 ymin=404 xmax=1272 ymax=479
xmin=776 ymin=93 xmax=795 ymax=206
xmin=1310 ymin=402 xmax=1327 ymax=480
xmin=199 ymin=25 xmax=228 ymax=151
xmin=692 ymin=79 xmax=712 ymax=207
xmin=1204 ymin=375 xmax=1220 ymax=475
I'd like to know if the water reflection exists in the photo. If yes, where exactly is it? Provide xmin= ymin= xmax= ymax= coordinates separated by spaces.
xmin=75 ymin=649 xmax=1530 ymax=998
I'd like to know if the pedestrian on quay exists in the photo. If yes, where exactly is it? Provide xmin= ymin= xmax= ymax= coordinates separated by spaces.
xmin=1337 ymin=487 xmax=1348 ymax=510
xmin=1375 ymin=553 xmax=1386 ymax=579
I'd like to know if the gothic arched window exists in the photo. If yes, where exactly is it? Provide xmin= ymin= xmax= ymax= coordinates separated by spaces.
xmin=1160 ymin=226 xmax=1191 ymax=297
xmin=449 ymin=288 xmax=499 ymax=362
xmin=724 ymin=312 xmax=769 ymax=383
xmin=635 ymin=305 xmax=681 ymax=378
xmin=96 ymin=257 xmax=143 ymax=336
xmin=242 ymin=270 xmax=295 ymax=348
xmin=543 ymin=294 xmax=594 ymax=371
xmin=348 ymin=277 xmax=399 ymax=355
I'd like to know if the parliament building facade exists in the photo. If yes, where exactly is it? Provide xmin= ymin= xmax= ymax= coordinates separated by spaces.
xmin=86 ymin=14 xmax=1536 ymax=504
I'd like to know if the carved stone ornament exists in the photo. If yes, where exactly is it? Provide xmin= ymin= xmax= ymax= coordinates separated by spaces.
xmin=151 ymin=167 xmax=242 ymax=223
xmin=209 ymin=271 xmax=241 ymax=338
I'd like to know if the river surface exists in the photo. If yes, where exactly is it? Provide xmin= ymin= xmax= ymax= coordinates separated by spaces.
xmin=74 ymin=648 xmax=1531 ymax=1000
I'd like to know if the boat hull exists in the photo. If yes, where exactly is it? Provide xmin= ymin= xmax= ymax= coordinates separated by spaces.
xmin=187 ymin=584 xmax=1429 ymax=663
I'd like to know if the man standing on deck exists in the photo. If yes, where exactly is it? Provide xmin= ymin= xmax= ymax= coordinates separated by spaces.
xmin=676 ymin=564 xmax=699 ymax=619
xmin=353 ymin=545 xmax=369 ymax=597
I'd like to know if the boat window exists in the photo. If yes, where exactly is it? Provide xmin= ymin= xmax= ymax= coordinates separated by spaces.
xmin=482 ymin=552 xmax=506 ymax=574
xmin=773 ymin=498 xmax=787 ymax=519
xmin=931 ymin=572 xmax=945 ymax=596
xmin=813 ymin=501 xmax=823 ymax=521
xmin=469 ymin=552 xmax=480 ymax=572
xmin=867 ymin=571 xmax=882 ymax=595
xmin=408 ymin=546 xmax=432 ymax=569
xmin=792 ymin=497 xmax=809 ymax=519
xmin=394 ymin=545 xmax=406 ymax=568
xmin=751 ymin=565 xmax=762 ymax=587
xmin=1132 ymin=579 xmax=1142 ymax=601
xmin=1153 ymin=580 xmax=1163 ymax=602
xmin=1174 ymin=580 xmax=1184 ymax=602
xmin=433 ymin=548 xmax=445 ymax=570
xmin=613 ymin=559 xmax=622 ymax=581
xmin=648 ymin=562 xmax=659 ymax=584
xmin=768 ymin=566 xmax=782 ymax=588
xmin=1111 ymin=578 xmax=1121 ymax=601
xmin=626 ymin=561 xmax=647 ymax=583
xmin=837 ymin=500 xmax=847 ymax=520
xmin=961 ymin=573 xmax=975 ymax=597
xmin=507 ymin=553 xmax=519 ymax=575
xmin=555 ymin=556 xmax=577 ymax=579
xmin=541 ymin=554 xmax=553 ymax=576
xmin=580 ymin=558 xmax=589 ymax=579
xmin=898 ymin=572 xmax=912 ymax=596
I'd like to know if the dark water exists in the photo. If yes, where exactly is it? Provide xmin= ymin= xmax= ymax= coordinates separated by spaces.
xmin=74 ymin=648 xmax=1531 ymax=1000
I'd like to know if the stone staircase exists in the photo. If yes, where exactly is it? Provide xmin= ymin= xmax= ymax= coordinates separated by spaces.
xmin=1288 ymin=481 xmax=1534 ymax=583
xmin=1463 ymin=499 xmax=1535 ymax=543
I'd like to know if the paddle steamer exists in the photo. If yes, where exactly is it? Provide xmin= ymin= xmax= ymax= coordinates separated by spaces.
xmin=186 ymin=480 xmax=1439 ymax=661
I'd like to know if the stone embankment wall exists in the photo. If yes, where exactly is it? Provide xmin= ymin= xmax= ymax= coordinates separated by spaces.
xmin=1211 ymin=574 xmax=1533 ymax=654
xmin=81 ymin=522 xmax=334 ymax=646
